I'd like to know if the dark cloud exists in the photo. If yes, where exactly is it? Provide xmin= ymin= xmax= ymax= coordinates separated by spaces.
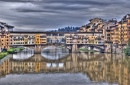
xmin=15 ymin=8 xmax=63 ymax=13
xmin=0 ymin=0 xmax=129 ymax=31
xmin=0 ymin=0 xmax=39 ymax=2
xmin=46 ymin=0 xmax=110 ymax=6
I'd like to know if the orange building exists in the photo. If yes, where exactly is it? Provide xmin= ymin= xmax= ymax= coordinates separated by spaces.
xmin=111 ymin=14 xmax=130 ymax=44
xmin=34 ymin=34 xmax=47 ymax=45
xmin=0 ymin=32 xmax=10 ymax=50
xmin=34 ymin=34 xmax=41 ymax=45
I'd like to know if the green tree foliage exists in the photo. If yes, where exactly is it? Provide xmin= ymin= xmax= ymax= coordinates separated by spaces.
xmin=0 ymin=52 xmax=8 ymax=59
xmin=49 ymin=26 xmax=80 ymax=32
xmin=124 ymin=40 xmax=130 ymax=56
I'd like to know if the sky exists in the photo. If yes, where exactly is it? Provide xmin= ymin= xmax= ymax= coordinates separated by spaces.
xmin=0 ymin=0 xmax=129 ymax=31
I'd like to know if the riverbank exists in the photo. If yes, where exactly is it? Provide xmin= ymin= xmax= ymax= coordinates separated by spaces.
xmin=0 ymin=47 xmax=24 ymax=60
xmin=0 ymin=52 xmax=8 ymax=59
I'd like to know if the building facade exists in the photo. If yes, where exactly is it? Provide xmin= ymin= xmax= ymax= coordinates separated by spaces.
xmin=0 ymin=22 xmax=14 ymax=51
xmin=111 ymin=14 xmax=130 ymax=44
xmin=1 ymin=14 xmax=130 ymax=51
xmin=65 ymin=32 xmax=104 ymax=45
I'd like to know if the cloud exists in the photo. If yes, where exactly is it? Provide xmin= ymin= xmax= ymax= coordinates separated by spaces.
xmin=0 ymin=0 xmax=41 ymax=2
xmin=0 ymin=0 xmax=129 ymax=31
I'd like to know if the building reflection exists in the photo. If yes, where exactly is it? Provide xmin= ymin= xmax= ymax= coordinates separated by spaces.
xmin=0 ymin=53 xmax=130 ymax=85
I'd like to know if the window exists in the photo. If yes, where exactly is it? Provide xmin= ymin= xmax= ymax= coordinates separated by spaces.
xmin=107 ymin=34 xmax=110 ymax=36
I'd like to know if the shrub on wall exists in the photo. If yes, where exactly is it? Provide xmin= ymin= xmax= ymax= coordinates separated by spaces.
xmin=124 ymin=40 xmax=130 ymax=56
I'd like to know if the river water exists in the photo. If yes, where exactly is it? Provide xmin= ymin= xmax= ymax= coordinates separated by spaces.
xmin=0 ymin=46 xmax=129 ymax=85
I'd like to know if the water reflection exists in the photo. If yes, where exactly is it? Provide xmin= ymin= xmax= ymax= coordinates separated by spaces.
xmin=41 ymin=46 xmax=69 ymax=60
xmin=13 ymin=47 xmax=34 ymax=60
xmin=0 ymin=53 xmax=130 ymax=85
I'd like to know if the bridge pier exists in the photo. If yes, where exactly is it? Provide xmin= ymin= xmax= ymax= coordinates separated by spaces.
xmin=67 ymin=44 xmax=78 ymax=53
xmin=72 ymin=44 xmax=78 ymax=53
xmin=34 ymin=45 xmax=44 ymax=54
xmin=69 ymin=48 xmax=72 ymax=53
xmin=66 ymin=45 xmax=72 ymax=53
xmin=90 ymin=45 xmax=94 ymax=50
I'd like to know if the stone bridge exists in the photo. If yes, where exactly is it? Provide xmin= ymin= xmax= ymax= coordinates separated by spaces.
xmin=10 ymin=43 xmax=106 ymax=53
xmin=10 ymin=43 xmax=66 ymax=54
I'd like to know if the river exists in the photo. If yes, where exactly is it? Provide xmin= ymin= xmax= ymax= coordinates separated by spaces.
xmin=0 ymin=46 xmax=129 ymax=85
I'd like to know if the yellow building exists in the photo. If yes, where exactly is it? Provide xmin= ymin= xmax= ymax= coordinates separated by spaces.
xmin=0 ymin=33 xmax=10 ymax=50
xmin=111 ymin=21 xmax=129 ymax=44
xmin=34 ymin=34 xmax=40 ymax=45
xmin=34 ymin=34 xmax=47 ymax=45
xmin=110 ymin=14 xmax=130 ymax=45
xmin=88 ymin=36 xmax=98 ymax=44
xmin=79 ymin=18 xmax=104 ymax=33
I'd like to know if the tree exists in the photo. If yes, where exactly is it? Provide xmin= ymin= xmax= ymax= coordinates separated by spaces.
xmin=128 ymin=39 xmax=130 ymax=46
xmin=48 ymin=26 xmax=80 ymax=32
xmin=124 ymin=40 xmax=130 ymax=56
